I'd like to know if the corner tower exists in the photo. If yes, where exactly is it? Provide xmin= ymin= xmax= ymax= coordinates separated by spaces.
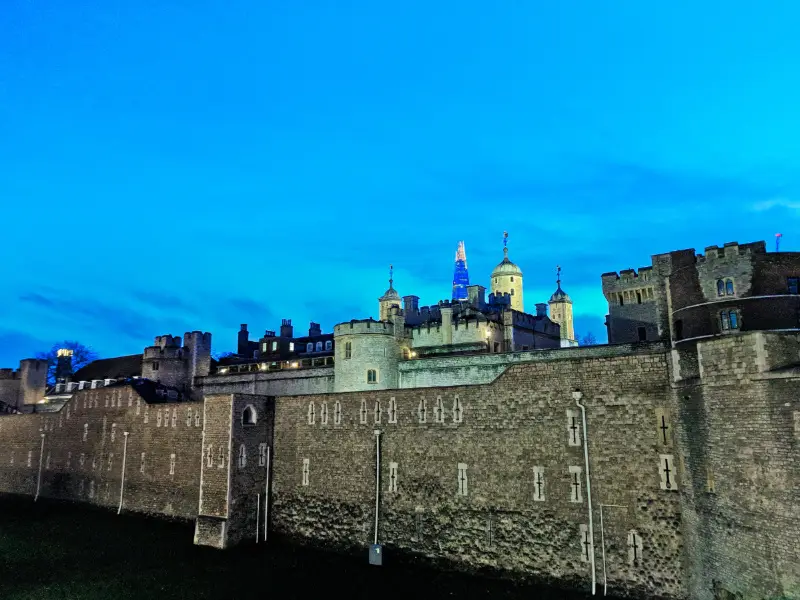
xmin=378 ymin=264 xmax=401 ymax=321
xmin=490 ymin=232 xmax=524 ymax=312
xmin=548 ymin=265 xmax=576 ymax=347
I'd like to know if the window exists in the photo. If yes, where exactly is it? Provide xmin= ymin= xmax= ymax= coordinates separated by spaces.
xmin=195 ymin=411 xmax=201 ymax=427
xmin=325 ymin=340 xmax=332 ymax=351
xmin=206 ymin=445 xmax=213 ymax=467
xmin=510 ymin=276 xmax=514 ymax=282
xmin=262 ymin=342 xmax=268 ymax=352
xmin=510 ymin=288 xmax=515 ymax=295
xmin=452 ymin=395 xmax=463 ymax=423
xmin=259 ymin=443 xmax=267 ymax=467
xmin=111 ymin=423 xmax=116 ymax=442
xmin=171 ymin=408 xmax=177 ymax=428
xmin=729 ymin=311 xmax=739 ymax=329
xmin=367 ymin=369 xmax=377 ymax=384
xmin=186 ymin=408 xmax=192 ymax=427
xmin=238 ymin=444 xmax=247 ymax=469
xmin=720 ymin=311 xmax=730 ymax=330
xmin=301 ymin=458 xmax=309 ymax=486
xmin=152 ymin=361 xmax=159 ymax=371
xmin=417 ymin=398 xmax=427 ymax=423
xmin=674 ymin=320 xmax=683 ymax=340
xmin=388 ymin=397 xmax=397 ymax=424
xmin=434 ymin=396 xmax=444 ymax=423
xmin=789 ymin=277 xmax=799 ymax=294
xmin=307 ymin=402 xmax=315 ymax=425
xmin=725 ymin=279 xmax=734 ymax=295
xmin=567 ymin=409 xmax=581 ymax=446
xmin=83 ymin=423 xmax=88 ymax=442
xmin=569 ymin=466 xmax=583 ymax=502
xmin=619 ymin=294 xmax=624 ymax=306
xmin=306 ymin=343 xmax=313 ymax=353
xmin=345 ymin=341 xmax=352 ymax=359
xmin=321 ymin=402 xmax=329 ymax=425
xmin=637 ymin=327 xmax=647 ymax=341
xmin=272 ymin=341 xmax=278 ymax=351
xmin=334 ymin=401 xmax=342 ymax=425
xmin=169 ymin=453 xmax=176 ymax=476
xmin=532 ymin=466 xmax=545 ymax=501
xmin=157 ymin=410 xmax=162 ymax=427
xmin=360 ymin=399 xmax=367 ymax=424
xmin=717 ymin=279 xmax=725 ymax=296
xmin=242 ymin=405 xmax=257 ymax=426
xmin=140 ymin=452 xmax=146 ymax=474
xmin=627 ymin=530 xmax=642 ymax=566
xmin=107 ymin=453 xmax=113 ymax=471
xmin=522 ymin=345 xmax=529 ymax=351
xmin=374 ymin=400 xmax=382 ymax=424
xmin=493 ymin=342 xmax=500 ymax=353
xmin=457 ymin=463 xmax=468 ymax=496
xmin=636 ymin=291 xmax=642 ymax=304
xmin=316 ymin=342 xmax=323 ymax=352
xmin=289 ymin=342 xmax=295 ymax=352
xmin=144 ymin=406 xmax=149 ymax=423
xmin=388 ymin=462 xmax=398 ymax=493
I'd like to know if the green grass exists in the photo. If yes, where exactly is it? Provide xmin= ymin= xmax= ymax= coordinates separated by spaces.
xmin=0 ymin=495 xmax=606 ymax=599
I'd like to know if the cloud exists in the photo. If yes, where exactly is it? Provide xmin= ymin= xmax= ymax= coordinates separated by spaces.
xmin=751 ymin=197 xmax=800 ymax=212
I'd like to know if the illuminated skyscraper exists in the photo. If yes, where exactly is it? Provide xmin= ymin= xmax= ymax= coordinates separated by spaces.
xmin=452 ymin=241 xmax=470 ymax=301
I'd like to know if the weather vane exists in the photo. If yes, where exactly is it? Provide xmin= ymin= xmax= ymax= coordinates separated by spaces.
xmin=503 ymin=231 xmax=508 ymax=247
xmin=389 ymin=264 xmax=394 ymax=286
xmin=557 ymin=265 xmax=561 ymax=284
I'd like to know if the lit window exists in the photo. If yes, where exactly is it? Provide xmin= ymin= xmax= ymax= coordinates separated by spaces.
xmin=306 ymin=343 xmax=313 ymax=353
xmin=325 ymin=340 xmax=332 ymax=351
xmin=272 ymin=341 xmax=278 ymax=351
xmin=345 ymin=342 xmax=352 ymax=359
xmin=725 ymin=279 xmax=734 ymax=295
xmin=367 ymin=369 xmax=377 ymax=384
xmin=289 ymin=342 xmax=295 ymax=351
xmin=262 ymin=342 xmax=267 ymax=352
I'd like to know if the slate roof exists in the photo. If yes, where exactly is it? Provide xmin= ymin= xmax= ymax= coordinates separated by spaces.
xmin=71 ymin=355 xmax=143 ymax=382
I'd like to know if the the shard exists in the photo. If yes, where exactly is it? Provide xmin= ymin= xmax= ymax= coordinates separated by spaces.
xmin=451 ymin=241 xmax=470 ymax=301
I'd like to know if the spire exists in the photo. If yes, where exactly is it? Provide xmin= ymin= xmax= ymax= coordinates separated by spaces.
xmin=557 ymin=264 xmax=562 ymax=287
xmin=503 ymin=231 xmax=509 ymax=259
xmin=389 ymin=264 xmax=394 ymax=290
xmin=452 ymin=241 xmax=470 ymax=301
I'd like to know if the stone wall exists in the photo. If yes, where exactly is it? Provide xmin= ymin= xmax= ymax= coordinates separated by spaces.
xmin=196 ymin=368 xmax=334 ymax=397
xmin=674 ymin=333 xmax=800 ymax=600
xmin=270 ymin=349 xmax=686 ymax=599
xmin=0 ymin=384 xmax=203 ymax=519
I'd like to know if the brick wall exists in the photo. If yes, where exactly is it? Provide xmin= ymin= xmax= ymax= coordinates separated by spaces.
xmin=270 ymin=350 xmax=686 ymax=599
xmin=0 ymin=384 xmax=203 ymax=520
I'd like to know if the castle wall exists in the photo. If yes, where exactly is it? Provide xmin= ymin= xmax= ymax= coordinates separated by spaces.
xmin=0 ymin=385 xmax=203 ymax=520
xmin=398 ymin=342 xmax=667 ymax=389
xmin=270 ymin=351 xmax=686 ymax=599
xmin=196 ymin=368 xmax=334 ymax=397
xmin=674 ymin=333 xmax=800 ymax=600
xmin=0 ymin=378 xmax=20 ymax=410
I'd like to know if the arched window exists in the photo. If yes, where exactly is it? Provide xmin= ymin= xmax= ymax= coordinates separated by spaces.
xmin=242 ymin=405 xmax=257 ymax=426
xmin=367 ymin=369 xmax=377 ymax=384
xmin=325 ymin=340 xmax=332 ymax=351
xmin=717 ymin=279 xmax=725 ymax=296
xmin=306 ymin=343 xmax=313 ymax=353
xmin=729 ymin=311 xmax=739 ymax=329
xmin=720 ymin=311 xmax=730 ymax=330
xmin=725 ymin=279 xmax=734 ymax=295
xmin=345 ymin=342 xmax=352 ymax=359
xmin=316 ymin=341 xmax=323 ymax=352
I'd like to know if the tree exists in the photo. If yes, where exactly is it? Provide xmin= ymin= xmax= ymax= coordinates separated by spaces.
xmin=211 ymin=351 xmax=236 ymax=361
xmin=579 ymin=332 xmax=598 ymax=346
xmin=35 ymin=341 xmax=99 ymax=386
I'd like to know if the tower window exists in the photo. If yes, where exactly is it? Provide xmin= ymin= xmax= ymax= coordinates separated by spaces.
xmin=717 ymin=279 xmax=725 ymax=297
xmin=510 ymin=288 xmax=515 ymax=295
xmin=720 ymin=311 xmax=730 ymax=330
xmin=242 ymin=405 xmax=257 ymax=426
xmin=367 ymin=369 xmax=377 ymax=384
xmin=345 ymin=342 xmax=352 ymax=359
xmin=725 ymin=279 xmax=734 ymax=295
xmin=510 ymin=276 xmax=514 ymax=282
xmin=729 ymin=311 xmax=739 ymax=329
xmin=788 ymin=277 xmax=799 ymax=294
xmin=152 ymin=361 xmax=159 ymax=371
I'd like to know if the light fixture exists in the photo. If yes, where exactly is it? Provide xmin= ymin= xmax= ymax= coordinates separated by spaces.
xmin=291 ymin=362 xmax=299 ymax=368
xmin=571 ymin=390 xmax=583 ymax=401
xmin=220 ymin=368 xmax=228 ymax=374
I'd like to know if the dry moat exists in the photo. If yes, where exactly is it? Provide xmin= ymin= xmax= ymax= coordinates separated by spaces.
xmin=0 ymin=495 xmax=627 ymax=600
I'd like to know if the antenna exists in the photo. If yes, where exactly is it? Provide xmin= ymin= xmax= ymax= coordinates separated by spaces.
xmin=776 ymin=233 xmax=782 ymax=252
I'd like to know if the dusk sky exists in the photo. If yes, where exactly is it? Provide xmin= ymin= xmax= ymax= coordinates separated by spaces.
xmin=3 ymin=1 xmax=800 ymax=366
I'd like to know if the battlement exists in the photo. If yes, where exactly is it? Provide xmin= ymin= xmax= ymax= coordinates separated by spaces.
xmin=143 ymin=346 xmax=185 ymax=360
xmin=153 ymin=335 xmax=182 ymax=349
xmin=183 ymin=331 xmax=211 ymax=347
xmin=601 ymin=266 xmax=656 ymax=291
xmin=0 ymin=368 xmax=16 ymax=380
xmin=696 ymin=240 xmax=767 ymax=262
xmin=333 ymin=319 xmax=395 ymax=336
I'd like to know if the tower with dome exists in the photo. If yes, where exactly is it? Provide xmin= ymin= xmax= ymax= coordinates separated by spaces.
xmin=548 ymin=265 xmax=578 ymax=347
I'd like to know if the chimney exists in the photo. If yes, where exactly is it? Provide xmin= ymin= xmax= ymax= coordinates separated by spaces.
xmin=309 ymin=322 xmax=322 ymax=337
xmin=280 ymin=319 xmax=294 ymax=338
xmin=237 ymin=324 xmax=249 ymax=355
xmin=403 ymin=295 xmax=419 ymax=313
xmin=535 ymin=303 xmax=548 ymax=317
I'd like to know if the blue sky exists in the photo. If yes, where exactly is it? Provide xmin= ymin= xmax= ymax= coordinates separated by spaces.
xmin=2 ymin=1 xmax=800 ymax=365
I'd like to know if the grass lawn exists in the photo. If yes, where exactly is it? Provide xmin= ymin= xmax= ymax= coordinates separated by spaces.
xmin=0 ymin=495 xmax=608 ymax=599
